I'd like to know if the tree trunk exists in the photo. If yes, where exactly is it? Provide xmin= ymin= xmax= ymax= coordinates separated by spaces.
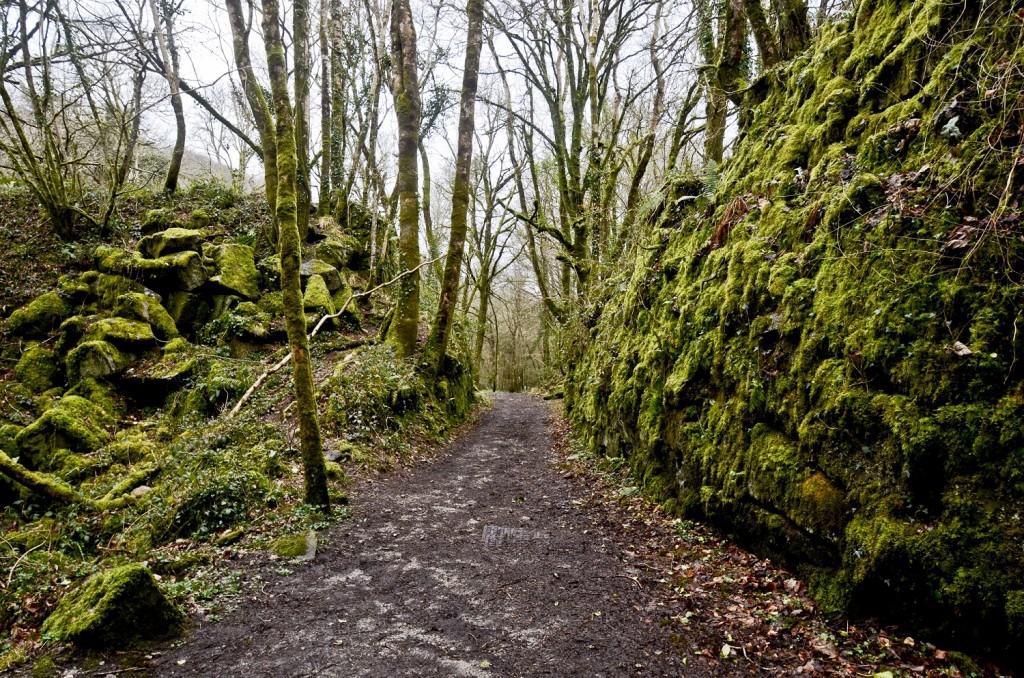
xmin=387 ymin=0 xmax=422 ymax=358
xmin=425 ymin=0 xmax=483 ymax=373
xmin=225 ymin=0 xmax=279 ymax=242
xmin=318 ymin=0 xmax=331 ymax=216
xmin=294 ymin=0 xmax=312 ymax=240
xmin=149 ymin=0 xmax=185 ymax=195
xmin=741 ymin=0 xmax=781 ymax=68
xmin=775 ymin=0 xmax=810 ymax=58
xmin=261 ymin=0 xmax=330 ymax=509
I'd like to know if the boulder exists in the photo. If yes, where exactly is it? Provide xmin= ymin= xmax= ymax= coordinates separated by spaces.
xmin=300 ymin=259 xmax=342 ymax=291
xmin=114 ymin=292 xmax=179 ymax=340
xmin=41 ymin=563 xmax=181 ymax=647
xmin=137 ymin=227 xmax=204 ymax=259
xmin=15 ymin=395 xmax=113 ymax=470
xmin=78 ymin=271 xmax=147 ymax=310
xmin=4 ymin=291 xmax=72 ymax=337
xmin=313 ymin=235 xmax=363 ymax=271
xmin=331 ymin=281 xmax=361 ymax=328
xmin=86 ymin=317 xmax=157 ymax=351
xmin=15 ymin=345 xmax=61 ymax=392
xmin=66 ymin=340 xmax=129 ymax=383
xmin=303 ymin=274 xmax=334 ymax=314
xmin=95 ymin=246 xmax=208 ymax=291
xmin=210 ymin=243 xmax=260 ymax=299
xmin=121 ymin=338 xmax=196 ymax=390
xmin=140 ymin=208 xmax=180 ymax=235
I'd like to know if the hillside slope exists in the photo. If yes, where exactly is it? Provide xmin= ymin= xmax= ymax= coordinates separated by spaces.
xmin=567 ymin=0 xmax=1024 ymax=661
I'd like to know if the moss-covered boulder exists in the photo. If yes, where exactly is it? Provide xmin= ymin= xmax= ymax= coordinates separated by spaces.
xmin=114 ymin=292 xmax=179 ymax=340
xmin=137 ymin=227 xmax=204 ymax=259
xmin=141 ymin=208 xmax=180 ymax=235
xmin=209 ymin=243 xmax=260 ymax=300
xmin=95 ymin=245 xmax=208 ymax=291
xmin=314 ymin=235 xmax=363 ymax=272
xmin=85 ymin=317 xmax=157 ymax=350
xmin=330 ymin=281 xmax=361 ymax=328
xmin=302 ymin=273 xmax=334 ymax=319
xmin=300 ymin=259 xmax=342 ymax=291
xmin=3 ymin=291 xmax=72 ymax=337
xmin=15 ymin=395 xmax=113 ymax=470
xmin=78 ymin=271 xmax=147 ymax=310
xmin=65 ymin=340 xmax=129 ymax=383
xmin=41 ymin=563 xmax=181 ymax=647
xmin=15 ymin=345 xmax=61 ymax=392
xmin=121 ymin=337 xmax=196 ymax=390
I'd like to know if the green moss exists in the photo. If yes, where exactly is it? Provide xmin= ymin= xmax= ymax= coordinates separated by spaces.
xmin=65 ymin=340 xmax=129 ymax=384
xmin=137 ymin=227 xmax=204 ymax=259
xmin=4 ymin=292 xmax=72 ymax=337
xmin=95 ymin=245 xmax=208 ymax=291
xmin=15 ymin=345 xmax=60 ymax=392
xmin=114 ymin=292 xmax=179 ymax=340
xmin=302 ymin=274 xmax=334 ymax=313
xmin=40 ymin=563 xmax=181 ymax=647
xmin=85 ymin=317 xmax=157 ymax=350
xmin=270 ymin=532 xmax=311 ymax=558
xmin=314 ymin=236 xmax=363 ymax=271
xmin=14 ymin=395 xmax=114 ymax=470
xmin=189 ymin=208 xmax=213 ymax=228
xmin=210 ymin=243 xmax=260 ymax=299
xmin=141 ymin=208 xmax=180 ymax=234
xmin=565 ymin=0 xmax=1024 ymax=659
xmin=301 ymin=259 xmax=343 ymax=291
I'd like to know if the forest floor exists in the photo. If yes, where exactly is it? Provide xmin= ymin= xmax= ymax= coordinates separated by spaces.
xmin=61 ymin=393 xmax=1000 ymax=677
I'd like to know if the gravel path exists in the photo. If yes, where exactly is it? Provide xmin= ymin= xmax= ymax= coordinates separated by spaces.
xmin=156 ymin=393 xmax=690 ymax=677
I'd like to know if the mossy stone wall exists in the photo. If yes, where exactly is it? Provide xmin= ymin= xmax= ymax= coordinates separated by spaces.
xmin=567 ymin=0 xmax=1024 ymax=661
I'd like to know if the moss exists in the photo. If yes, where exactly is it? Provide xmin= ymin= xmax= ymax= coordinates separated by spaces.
xmin=95 ymin=245 xmax=208 ymax=291
xmin=565 ymin=0 xmax=1024 ymax=659
xmin=121 ymin=340 xmax=196 ymax=391
xmin=15 ymin=345 xmax=61 ymax=392
xmin=210 ymin=243 xmax=260 ymax=300
xmin=302 ymin=274 xmax=334 ymax=313
xmin=137 ymin=227 xmax=204 ymax=259
xmin=40 ymin=563 xmax=181 ymax=647
xmin=14 ymin=395 xmax=114 ymax=470
xmin=300 ymin=259 xmax=343 ymax=291
xmin=65 ymin=340 xmax=129 ymax=384
xmin=270 ymin=532 xmax=311 ymax=558
xmin=314 ymin=236 xmax=363 ymax=271
xmin=141 ymin=208 xmax=180 ymax=234
xmin=189 ymin=208 xmax=213 ymax=228
xmin=114 ymin=292 xmax=179 ymax=340
xmin=4 ymin=291 xmax=72 ymax=337
xmin=85 ymin=317 xmax=157 ymax=350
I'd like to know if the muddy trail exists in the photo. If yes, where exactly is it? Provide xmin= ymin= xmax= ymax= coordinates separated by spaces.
xmin=154 ymin=393 xmax=688 ymax=677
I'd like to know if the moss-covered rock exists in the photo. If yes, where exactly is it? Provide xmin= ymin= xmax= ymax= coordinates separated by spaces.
xmin=85 ymin=317 xmax=157 ymax=350
xmin=95 ymin=245 xmax=208 ymax=291
xmin=15 ymin=395 xmax=114 ymax=470
xmin=303 ymin=274 xmax=334 ymax=313
xmin=121 ymin=337 xmax=196 ymax=390
xmin=137 ymin=227 xmax=204 ymax=259
xmin=15 ymin=345 xmax=61 ymax=392
xmin=77 ymin=271 xmax=147 ymax=311
xmin=65 ymin=340 xmax=129 ymax=384
xmin=114 ymin=292 xmax=179 ymax=340
xmin=209 ymin=243 xmax=260 ymax=300
xmin=300 ymin=259 xmax=342 ymax=292
xmin=565 ymin=0 xmax=1024 ymax=660
xmin=313 ymin=236 xmax=363 ymax=272
xmin=3 ymin=292 xmax=72 ymax=337
xmin=141 ymin=208 xmax=180 ymax=235
xmin=40 ymin=563 xmax=181 ymax=647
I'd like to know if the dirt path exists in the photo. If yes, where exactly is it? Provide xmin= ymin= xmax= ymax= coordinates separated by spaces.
xmin=156 ymin=393 xmax=689 ymax=677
